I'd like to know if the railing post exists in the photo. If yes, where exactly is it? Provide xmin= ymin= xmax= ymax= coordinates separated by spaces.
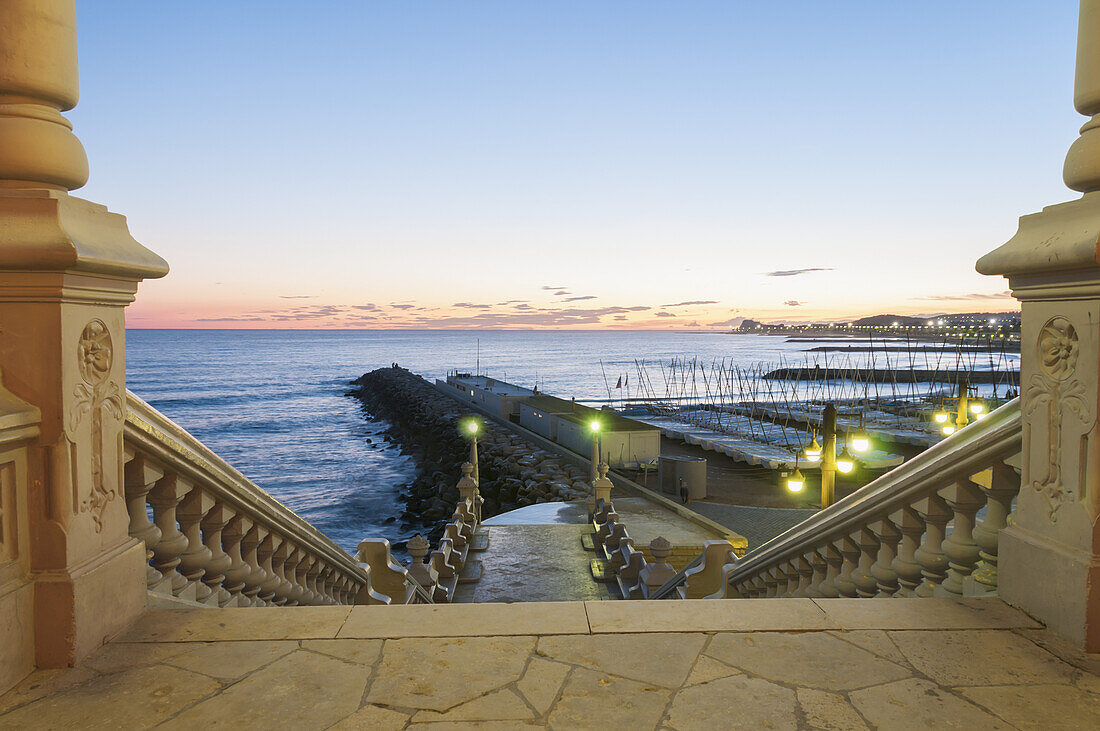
xmin=870 ymin=516 xmax=901 ymax=597
xmin=0 ymin=0 xmax=168 ymax=671
xmin=891 ymin=506 xmax=925 ymax=597
xmin=177 ymin=484 xmax=216 ymax=604
xmin=122 ymin=453 xmax=166 ymax=591
xmin=834 ymin=535 xmax=860 ymax=598
xmin=148 ymin=473 xmax=193 ymax=599
xmin=914 ymin=494 xmax=951 ymax=597
xmin=200 ymin=502 xmax=234 ymax=606
xmin=977 ymin=0 xmax=1100 ymax=650
xmin=221 ymin=515 xmax=252 ymax=606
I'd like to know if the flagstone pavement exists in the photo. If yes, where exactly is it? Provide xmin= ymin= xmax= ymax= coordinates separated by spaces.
xmin=2 ymin=598 xmax=1098 ymax=729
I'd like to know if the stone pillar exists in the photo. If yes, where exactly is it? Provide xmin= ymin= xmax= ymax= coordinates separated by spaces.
xmin=0 ymin=0 xmax=168 ymax=667
xmin=976 ymin=0 xmax=1100 ymax=651
xmin=588 ymin=462 xmax=613 ymax=511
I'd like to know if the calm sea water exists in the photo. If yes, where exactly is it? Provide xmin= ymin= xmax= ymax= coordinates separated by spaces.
xmin=125 ymin=330 xmax=1018 ymax=552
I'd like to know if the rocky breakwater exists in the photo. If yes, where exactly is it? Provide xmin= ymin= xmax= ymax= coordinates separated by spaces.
xmin=349 ymin=367 xmax=592 ymax=540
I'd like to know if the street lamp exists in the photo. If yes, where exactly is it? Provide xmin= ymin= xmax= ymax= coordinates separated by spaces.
xmin=786 ymin=468 xmax=805 ymax=493
xmin=461 ymin=417 xmax=481 ymax=485
xmin=836 ymin=447 xmax=855 ymax=474
xmin=803 ymin=433 xmax=822 ymax=462
xmin=588 ymin=419 xmax=601 ymax=483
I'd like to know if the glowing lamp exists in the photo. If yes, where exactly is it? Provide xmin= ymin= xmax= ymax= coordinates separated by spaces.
xmin=804 ymin=436 xmax=822 ymax=462
xmin=969 ymin=402 xmax=985 ymax=415
xmin=786 ymin=469 xmax=805 ymax=493
xmin=589 ymin=420 xmax=601 ymax=433
xmin=836 ymin=450 xmax=855 ymax=474
xmin=933 ymin=410 xmax=949 ymax=424
xmin=975 ymin=412 xmax=987 ymax=420
xmin=466 ymin=421 xmax=479 ymax=435
xmin=850 ymin=433 xmax=870 ymax=453
xmin=942 ymin=424 xmax=956 ymax=436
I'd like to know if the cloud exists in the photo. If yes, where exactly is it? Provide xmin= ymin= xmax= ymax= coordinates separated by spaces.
xmin=496 ymin=300 xmax=529 ymax=305
xmin=613 ymin=315 xmax=628 ymax=321
xmin=541 ymin=285 xmax=568 ymax=290
xmin=656 ymin=312 xmax=675 ymax=318
xmin=195 ymin=316 xmax=268 ymax=322
xmin=765 ymin=267 xmax=834 ymax=277
xmin=390 ymin=303 xmax=416 ymax=310
xmin=661 ymin=300 xmax=719 ymax=307
xmin=279 ymin=295 xmax=317 ymax=299
xmin=685 ymin=321 xmax=700 ymax=327
xmin=564 ymin=295 xmax=597 ymax=302
xmin=352 ymin=304 xmax=379 ymax=311
xmin=553 ymin=290 xmax=571 ymax=296
xmin=784 ymin=300 xmax=804 ymax=307
xmin=452 ymin=302 xmax=492 ymax=309
xmin=912 ymin=291 xmax=1013 ymax=301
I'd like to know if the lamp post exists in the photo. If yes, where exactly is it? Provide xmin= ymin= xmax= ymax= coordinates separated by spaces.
xmin=463 ymin=419 xmax=480 ymax=485
xmin=820 ymin=403 xmax=837 ymax=509
xmin=589 ymin=419 xmax=601 ymax=483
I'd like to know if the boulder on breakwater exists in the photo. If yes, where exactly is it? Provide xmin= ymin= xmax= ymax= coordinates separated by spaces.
xmin=349 ymin=367 xmax=591 ymax=540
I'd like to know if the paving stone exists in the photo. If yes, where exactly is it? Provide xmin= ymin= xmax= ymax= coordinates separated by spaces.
xmin=340 ymin=602 xmax=588 ymax=638
xmin=827 ymin=630 xmax=907 ymax=664
xmin=889 ymin=630 xmax=1077 ymax=686
xmin=813 ymin=598 xmax=1040 ymax=630
xmin=796 ymin=688 xmax=869 ymax=730
xmin=0 ymin=667 xmax=99 ymax=715
xmin=515 ymin=657 xmax=570 ymax=715
xmin=329 ymin=704 xmax=410 ymax=730
xmin=1014 ymin=628 xmax=1100 ymax=677
xmin=705 ymin=631 xmax=911 ymax=691
xmin=411 ymin=688 xmax=533 ymax=723
xmin=0 ymin=664 xmax=219 ymax=729
xmin=666 ymin=674 xmax=798 ymax=730
xmin=119 ymin=607 xmax=352 ymax=642
xmin=165 ymin=640 xmax=298 ymax=681
xmin=547 ymin=667 xmax=669 ymax=729
xmin=537 ymin=633 xmax=705 ymax=687
xmin=301 ymin=639 xmax=383 ymax=665
xmin=850 ymin=678 xmax=1011 ymax=729
xmin=684 ymin=655 xmax=741 ymax=686
xmin=367 ymin=636 xmax=533 ymax=711
xmin=161 ymin=649 xmax=369 ymax=729
xmin=80 ymin=642 xmax=188 ymax=674
xmin=584 ymin=598 xmax=836 ymax=633
xmin=409 ymin=723 xmax=542 ymax=729
xmin=958 ymin=683 xmax=1100 ymax=730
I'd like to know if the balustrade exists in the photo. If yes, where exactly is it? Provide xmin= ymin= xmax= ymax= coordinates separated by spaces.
xmin=669 ymin=399 xmax=1023 ymax=603
xmin=122 ymin=392 xmax=374 ymax=607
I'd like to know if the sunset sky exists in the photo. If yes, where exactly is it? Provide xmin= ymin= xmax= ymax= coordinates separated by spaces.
xmin=73 ymin=2 xmax=1076 ymax=329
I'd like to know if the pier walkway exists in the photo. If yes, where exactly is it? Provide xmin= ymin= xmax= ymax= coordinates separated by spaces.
xmin=2 ymin=599 xmax=1095 ymax=729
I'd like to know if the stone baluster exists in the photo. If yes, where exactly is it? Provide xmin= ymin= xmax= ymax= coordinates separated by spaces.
xmin=309 ymin=560 xmax=328 ymax=605
xmin=238 ymin=522 xmax=266 ymax=606
xmin=123 ymin=453 xmax=166 ymax=590
xmin=891 ymin=506 xmax=925 ymax=597
xmin=784 ymin=559 xmax=801 ymax=596
xmin=915 ymin=494 xmax=951 ymax=597
xmin=870 ymin=515 xmax=901 ymax=597
xmin=200 ymin=502 xmax=234 ymax=606
xmin=834 ymin=535 xmax=860 ymax=598
xmin=817 ymin=543 xmax=843 ymax=598
xmin=806 ymin=549 xmax=827 ymax=598
xmin=852 ymin=526 xmax=881 ymax=598
xmin=148 ymin=473 xmax=192 ymax=598
xmin=793 ymin=555 xmax=815 ymax=597
xmin=968 ymin=461 xmax=1020 ymax=595
xmin=267 ymin=538 xmax=292 ymax=605
xmin=282 ymin=547 xmax=306 ymax=606
xmin=177 ymin=482 xmax=216 ymax=603
xmin=221 ymin=514 xmax=252 ymax=606
xmin=762 ymin=565 xmax=779 ymax=597
xmin=323 ymin=567 xmax=343 ymax=604
xmin=936 ymin=478 xmax=986 ymax=597
xmin=637 ymin=537 xmax=676 ymax=599
xmin=751 ymin=575 xmax=767 ymax=597
xmin=298 ymin=551 xmax=319 ymax=606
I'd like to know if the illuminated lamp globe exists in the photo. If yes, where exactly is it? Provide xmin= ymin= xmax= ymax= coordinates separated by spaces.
xmin=786 ymin=469 xmax=805 ymax=493
xmin=589 ymin=420 xmax=601 ymax=433
xmin=804 ymin=436 xmax=822 ymax=462
xmin=969 ymin=402 xmax=985 ymax=415
xmin=466 ymin=421 xmax=479 ymax=435
xmin=933 ymin=410 xmax=949 ymax=424
xmin=850 ymin=433 xmax=870 ymax=453
xmin=942 ymin=424 xmax=956 ymax=436
xmin=836 ymin=450 xmax=855 ymax=474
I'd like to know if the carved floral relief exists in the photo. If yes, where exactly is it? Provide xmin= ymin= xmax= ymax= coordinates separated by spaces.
xmin=1024 ymin=316 xmax=1091 ymax=521
xmin=70 ymin=320 xmax=123 ymax=532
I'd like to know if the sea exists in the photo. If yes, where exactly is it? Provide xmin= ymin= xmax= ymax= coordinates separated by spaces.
xmin=125 ymin=329 xmax=1019 ymax=553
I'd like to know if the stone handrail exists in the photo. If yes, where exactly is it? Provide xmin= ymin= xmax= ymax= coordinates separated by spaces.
xmin=718 ymin=398 xmax=1022 ymax=599
xmin=123 ymin=391 xmax=375 ymax=606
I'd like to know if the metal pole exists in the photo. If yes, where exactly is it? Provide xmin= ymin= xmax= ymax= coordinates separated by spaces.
xmin=821 ymin=403 xmax=837 ymax=509
xmin=955 ymin=381 xmax=970 ymax=429
xmin=470 ymin=434 xmax=479 ymax=486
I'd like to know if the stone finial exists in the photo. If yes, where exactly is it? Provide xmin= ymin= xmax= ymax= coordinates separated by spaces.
xmin=407 ymin=534 xmax=431 ymax=562
xmin=461 ymin=462 xmax=474 ymax=477
xmin=649 ymin=536 xmax=672 ymax=560
xmin=598 ymin=462 xmax=610 ymax=479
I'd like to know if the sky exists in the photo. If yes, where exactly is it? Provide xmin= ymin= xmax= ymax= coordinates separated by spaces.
xmin=71 ymin=2 xmax=1079 ymax=329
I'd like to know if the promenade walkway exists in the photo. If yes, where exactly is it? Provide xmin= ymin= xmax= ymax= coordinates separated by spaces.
xmin=2 ymin=599 xmax=1097 ymax=729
